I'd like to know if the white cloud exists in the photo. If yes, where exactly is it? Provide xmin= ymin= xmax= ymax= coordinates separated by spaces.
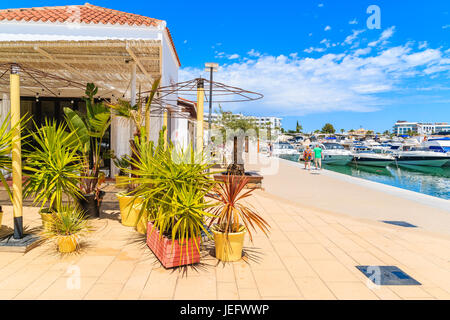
xmin=227 ymin=53 xmax=240 ymax=60
xmin=324 ymin=25 xmax=331 ymax=31
xmin=318 ymin=3 xmax=324 ymax=7
xmin=304 ymin=46 xmax=326 ymax=53
xmin=443 ymin=25 xmax=450 ymax=29
xmin=354 ymin=47 xmax=372 ymax=56
xmin=343 ymin=29 xmax=365 ymax=45
xmin=349 ymin=19 xmax=358 ymax=25
xmin=248 ymin=49 xmax=261 ymax=57
xmin=369 ymin=26 xmax=396 ymax=47
xmin=320 ymin=38 xmax=331 ymax=48
xmin=180 ymin=31 xmax=450 ymax=117
xmin=418 ymin=41 xmax=428 ymax=49
xmin=308 ymin=32 xmax=313 ymax=37
xmin=183 ymin=40 xmax=187 ymax=44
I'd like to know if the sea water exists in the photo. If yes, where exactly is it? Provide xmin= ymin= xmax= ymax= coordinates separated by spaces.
xmin=279 ymin=154 xmax=450 ymax=200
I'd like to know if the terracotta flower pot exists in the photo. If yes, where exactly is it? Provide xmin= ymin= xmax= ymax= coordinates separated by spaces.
xmin=211 ymin=226 xmax=247 ymax=262
xmin=146 ymin=221 xmax=201 ymax=268
xmin=116 ymin=193 xmax=143 ymax=227
xmin=57 ymin=235 xmax=78 ymax=253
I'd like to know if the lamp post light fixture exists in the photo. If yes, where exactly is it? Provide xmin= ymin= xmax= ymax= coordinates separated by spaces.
xmin=204 ymin=63 xmax=218 ymax=140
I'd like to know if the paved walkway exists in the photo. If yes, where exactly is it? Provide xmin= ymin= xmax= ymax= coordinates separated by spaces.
xmin=248 ymin=156 xmax=450 ymax=236
xmin=0 ymin=181 xmax=449 ymax=299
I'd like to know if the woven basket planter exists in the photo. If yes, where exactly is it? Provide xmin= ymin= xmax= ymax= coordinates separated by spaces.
xmin=146 ymin=221 xmax=201 ymax=268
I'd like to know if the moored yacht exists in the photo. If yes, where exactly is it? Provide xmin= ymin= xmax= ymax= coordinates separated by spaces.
xmin=272 ymin=142 xmax=300 ymax=156
xmin=394 ymin=147 xmax=449 ymax=167
xmin=320 ymin=143 xmax=353 ymax=166
xmin=351 ymin=146 xmax=395 ymax=167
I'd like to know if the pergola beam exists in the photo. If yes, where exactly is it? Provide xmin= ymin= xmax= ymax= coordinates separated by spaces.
xmin=125 ymin=43 xmax=156 ymax=84
xmin=33 ymin=46 xmax=121 ymax=95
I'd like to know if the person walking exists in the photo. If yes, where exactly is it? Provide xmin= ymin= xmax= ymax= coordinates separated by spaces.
xmin=268 ymin=143 xmax=273 ymax=157
xmin=313 ymin=144 xmax=324 ymax=170
xmin=302 ymin=145 xmax=313 ymax=170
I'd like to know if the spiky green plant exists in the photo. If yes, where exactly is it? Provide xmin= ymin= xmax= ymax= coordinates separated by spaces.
xmin=64 ymin=83 xmax=111 ymax=198
xmin=42 ymin=205 xmax=90 ymax=242
xmin=106 ymin=77 xmax=161 ymax=141
xmin=125 ymin=136 xmax=217 ymax=260
xmin=23 ymin=120 xmax=83 ymax=211
xmin=208 ymin=175 xmax=270 ymax=241
xmin=0 ymin=113 xmax=13 ymax=200
xmin=112 ymin=154 xmax=131 ymax=176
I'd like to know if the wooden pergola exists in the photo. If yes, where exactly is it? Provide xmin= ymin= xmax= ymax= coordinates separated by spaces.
xmin=0 ymin=39 xmax=163 ymax=99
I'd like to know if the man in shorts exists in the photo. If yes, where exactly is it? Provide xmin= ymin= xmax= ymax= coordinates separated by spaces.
xmin=313 ymin=144 xmax=323 ymax=170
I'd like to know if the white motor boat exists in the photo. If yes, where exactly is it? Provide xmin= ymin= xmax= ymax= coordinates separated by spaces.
xmin=272 ymin=142 xmax=300 ymax=156
xmin=394 ymin=147 xmax=449 ymax=167
xmin=363 ymin=140 xmax=391 ymax=154
xmin=421 ymin=137 xmax=450 ymax=166
xmin=319 ymin=143 xmax=353 ymax=166
xmin=351 ymin=146 xmax=395 ymax=167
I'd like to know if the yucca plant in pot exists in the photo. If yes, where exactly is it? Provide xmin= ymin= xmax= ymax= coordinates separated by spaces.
xmin=107 ymin=78 xmax=161 ymax=226
xmin=42 ymin=204 xmax=90 ymax=253
xmin=23 ymin=120 xmax=83 ymax=229
xmin=64 ymin=83 xmax=111 ymax=218
xmin=208 ymin=175 xmax=270 ymax=262
xmin=126 ymin=138 xmax=216 ymax=268
xmin=112 ymin=154 xmax=131 ymax=189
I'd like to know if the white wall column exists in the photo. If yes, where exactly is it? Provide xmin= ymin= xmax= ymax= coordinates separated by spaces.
xmin=0 ymin=93 xmax=10 ymax=126
xmin=110 ymin=63 xmax=136 ymax=177
xmin=130 ymin=63 xmax=137 ymax=139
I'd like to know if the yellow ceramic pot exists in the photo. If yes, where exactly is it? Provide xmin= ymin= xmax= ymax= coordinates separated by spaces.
xmin=116 ymin=193 xmax=143 ymax=227
xmin=40 ymin=208 xmax=53 ymax=231
xmin=115 ymin=175 xmax=130 ymax=189
xmin=136 ymin=208 xmax=148 ymax=235
xmin=57 ymin=235 xmax=78 ymax=253
xmin=211 ymin=226 xmax=247 ymax=262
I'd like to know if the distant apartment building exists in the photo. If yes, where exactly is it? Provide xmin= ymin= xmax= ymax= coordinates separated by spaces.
xmin=205 ymin=112 xmax=282 ymax=135
xmin=393 ymin=121 xmax=450 ymax=135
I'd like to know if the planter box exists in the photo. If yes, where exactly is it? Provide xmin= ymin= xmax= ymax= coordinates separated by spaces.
xmin=213 ymin=172 xmax=263 ymax=189
xmin=146 ymin=221 xmax=201 ymax=268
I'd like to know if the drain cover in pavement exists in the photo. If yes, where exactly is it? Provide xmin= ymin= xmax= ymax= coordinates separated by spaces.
xmin=382 ymin=221 xmax=417 ymax=228
xmin=356 ymin=266 xmax=421 ymax=285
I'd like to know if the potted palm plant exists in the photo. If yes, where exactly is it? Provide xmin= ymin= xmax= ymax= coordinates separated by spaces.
xmin=112 ymin=154 xmax=131 ymax=188
xmin=42 ymin=205 xmax=90 ymax=253
xmin=107 ymin=78 xmax=161 ymax=226
xmin=64 ymin=83 xmax=111 ymax=218
xmin=23 ymin=120 xmax=83 ymax=229
xmin=126 ymin=138 xmax=216 ymax=268
xmin=208 ymin=175 xmax=270 ymax=262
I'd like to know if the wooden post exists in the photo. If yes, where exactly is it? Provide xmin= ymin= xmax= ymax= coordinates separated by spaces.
xmin=10 ymin=65 xmax=23 ymax=239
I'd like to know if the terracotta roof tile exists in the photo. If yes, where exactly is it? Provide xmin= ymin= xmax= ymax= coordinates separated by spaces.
xmin=0 ymin=3 xmax=161 ymax=27
xmin=0 ymin=3 xmax=181 ymax=67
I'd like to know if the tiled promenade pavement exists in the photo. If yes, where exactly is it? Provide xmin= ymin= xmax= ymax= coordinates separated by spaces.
xmin=0 ymin=185 xmax=449 ymax=300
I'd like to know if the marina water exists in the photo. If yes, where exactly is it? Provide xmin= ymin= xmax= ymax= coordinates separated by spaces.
xmin=279 ymin=154 xmax=450 ymax=200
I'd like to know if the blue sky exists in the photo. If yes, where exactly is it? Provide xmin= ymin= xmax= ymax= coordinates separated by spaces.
xmin=3 ymin=0 xmax=450 ymax=132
